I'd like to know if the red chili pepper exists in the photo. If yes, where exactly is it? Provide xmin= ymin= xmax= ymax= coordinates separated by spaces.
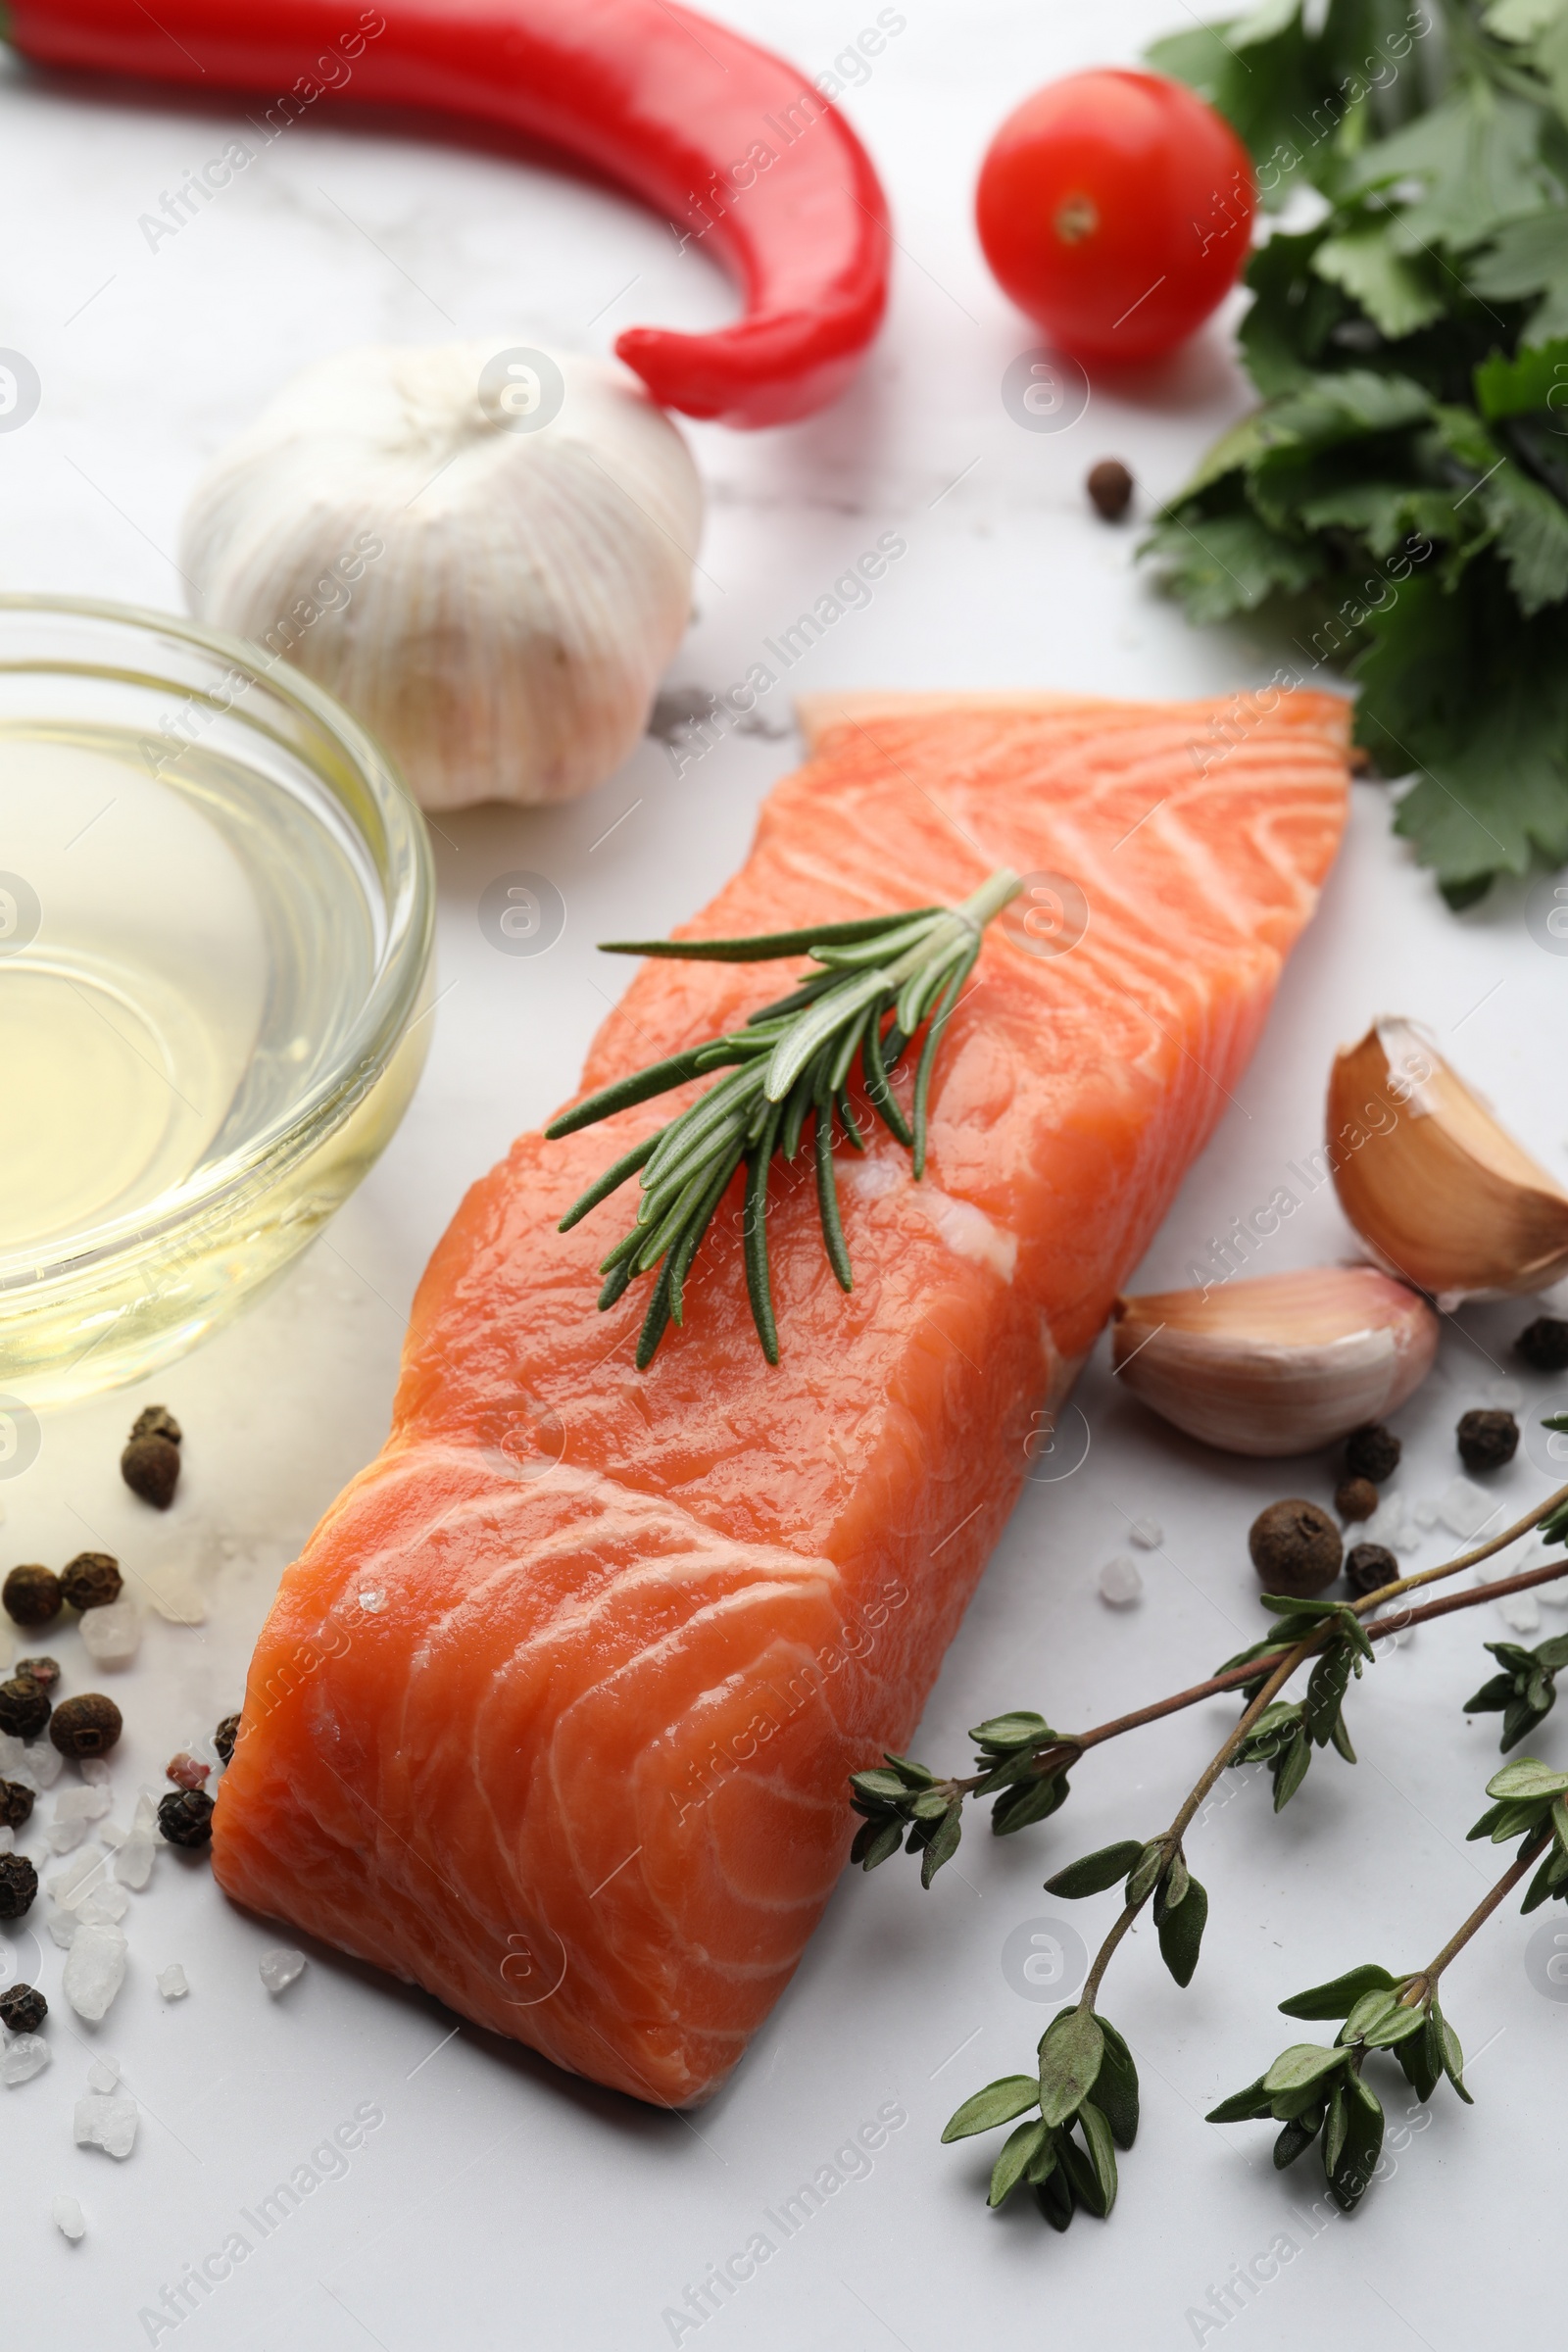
xmin=5 ymin=0 xmax=892 ymax=428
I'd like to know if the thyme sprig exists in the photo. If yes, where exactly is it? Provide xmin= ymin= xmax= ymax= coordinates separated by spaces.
xmin=1209 ymin=1752 xmax=1568 ymax=2213
xmin=547 ymin=870 xmax=1020 ymax=1366
xmin=852 ymin=1483 xmax=1568 ymax=1889
xmin=926 ymin=1474 xmax=1568 ymax=2234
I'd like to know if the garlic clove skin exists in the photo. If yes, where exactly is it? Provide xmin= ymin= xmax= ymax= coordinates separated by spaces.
xmin=1328 ymin=1017 xmax=1568 ymax=1305
xmin=1110 ymin=1266 xmax=1438 ymax=1457
xmin=181 ymin=343 xmax=702 ymax=811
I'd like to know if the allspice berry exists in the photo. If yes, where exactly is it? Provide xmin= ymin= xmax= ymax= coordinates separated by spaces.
xmin=158 ymin=1788 xmax=215 ymax=1848
xmin=0 ymin=1677 xmax=51 ymax=1740
xmin=13 ymin=1657 xmax=59 ymax=1690
xmin=49 ymin=1692 xmax=122 ymax=1760
xmin=1516 ymin=1318 xmax=1568 ymax=1374
xmin=2 ymin=1564 xmax=60 ymax=1628
xmin=1457 ymin=1409 xmax=1519 ymax=1473
xmin=214 ymin=1712 xmax=240 ymax=1767
xmin=60 ymin=1552 xmax=122 ymax=1613
xmin=122 ymin=1433 xmax=180 ymax=1510
xmin=1086 ymin=458 xmax=1134 ymax=521
xmin=0 ymin=1854 xmax=37 ymax=1921
xmin=1346 ymin=1542 xmax=1398 ymax=1600
xmin=0 ymin=1778 xmax=34 ymax=1830
xmin=1345 ymin=1423 xmax=1400 ymax=1484
xmin=1250 ymin=1498 xmax=1343 ymax=1596
xmin=1335 ymin=1476 xmax=1379 ymax=1523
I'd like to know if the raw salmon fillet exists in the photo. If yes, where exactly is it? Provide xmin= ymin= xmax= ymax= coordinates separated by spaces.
xmin=213 ymin=689 xmax=1349 ymax=2104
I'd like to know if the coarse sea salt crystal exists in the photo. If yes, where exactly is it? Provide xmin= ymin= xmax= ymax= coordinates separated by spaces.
xmin=1440 ymin=1479 xmax=1495 ymax=1541
xmin=63 ymin=1922 xmax=127 ymax=2022
xmin=46 ymin=1908 xmax=77 ymax=1951
xmin=79 ymin=1759 xmax=111 ymax=1788
xmin=1098 ymin=1556 xmax=1144 ymax=1607
xmin=49 ymin=1787 xmax=111 ymax=1853
xmin=1413 ymin=1497 xmax=1441 ymax=1531
xmin=114 ymin=1837 xmax=155 ymax=1892
xmin=114 ymin=1790 xmax=161 ymax=1891
xmin=1 ymin=2034 xmax=51 ymax=2085
xmin=157 ymin=1963 xmax=188 ymax=2000
xmin=1363 ymin=1494 xmax=1422 ymax=1556
xmin=1128 ymin=1518 xmax=1162 ymax=1549
xmin=52 ymin=2193 xmax=85 ymax=2241
xmin=1501 ymin=1592 xmax=1543 ymax=1635
xmin=48 ymin=1846 xmax=108 ymax=1907
xmin=25 ymin=1741 xmax=63 ymax=1790
xmin=259 ymin=1947 xmax=306 ymax=1994
xmin=79 ymin=1600 xmax=141 ymax=1669
xmin=86 ymin=2054 xmax=120 ymax=2093
xmin=74 ymin=2092 xmax=136 ymax=2159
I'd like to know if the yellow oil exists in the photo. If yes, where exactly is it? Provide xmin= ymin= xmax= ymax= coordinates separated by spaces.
xmin=1 ymin=736 xmax=272 ymax=1252
xmin=0 ymin=721 xmax=428 ymax=1402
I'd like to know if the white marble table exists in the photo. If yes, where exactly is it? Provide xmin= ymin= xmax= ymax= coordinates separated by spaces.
xmin=3 ymin=5 xmax=1566 ymax=2345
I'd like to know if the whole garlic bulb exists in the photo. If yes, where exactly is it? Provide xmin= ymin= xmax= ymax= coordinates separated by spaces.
xmin=181 ymin=342 xmax=703 ymax=810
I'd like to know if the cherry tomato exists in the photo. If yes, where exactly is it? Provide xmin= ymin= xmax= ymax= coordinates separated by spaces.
xmin=976 ymin=70 xmax=1254 ymax=365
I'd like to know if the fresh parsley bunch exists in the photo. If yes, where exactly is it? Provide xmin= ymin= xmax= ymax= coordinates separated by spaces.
xmin=1145 ymin=0 xmax=1568 ymax=905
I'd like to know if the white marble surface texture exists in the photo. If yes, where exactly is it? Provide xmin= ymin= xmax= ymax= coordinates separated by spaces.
xmin=2 ymin=4 xmax=1566 ymax=2346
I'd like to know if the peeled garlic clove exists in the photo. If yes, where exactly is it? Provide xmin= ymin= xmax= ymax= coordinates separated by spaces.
xmin=1110 ymin=1266 xmax=1438 ymax=1457
xmin=1328 ymin=1017 xmax=1568 ymax=1304
xmin=182 ymin=343 xmax=702 ymax=811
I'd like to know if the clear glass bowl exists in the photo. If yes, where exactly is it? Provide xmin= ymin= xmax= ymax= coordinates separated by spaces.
xmin=0 ymin=597 xmax=434 ymax=1409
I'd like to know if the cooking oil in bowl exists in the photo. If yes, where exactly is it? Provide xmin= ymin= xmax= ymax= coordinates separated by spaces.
xmin=2 ymin=726 xmax=373 ymax=1251
xmin=0 ymin=599 xmax=433 ymax=1407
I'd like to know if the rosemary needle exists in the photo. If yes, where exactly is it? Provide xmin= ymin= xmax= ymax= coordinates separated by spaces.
xmin=547 ymin=868 xmax=1021 ymax=1365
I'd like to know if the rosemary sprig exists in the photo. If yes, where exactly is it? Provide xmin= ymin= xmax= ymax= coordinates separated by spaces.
xmin=547 ymin=870 xmax=1021 ymax=1367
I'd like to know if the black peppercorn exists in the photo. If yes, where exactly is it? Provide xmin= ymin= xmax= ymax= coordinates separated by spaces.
xmin=214 ymin=1712 xmax=240 ymax=1767
xmin=1346 ymin=1542 xmax=1399 ymax=1600
xmin=49 ymin=1692 xmax=122 ymax=1759
xmin=1249 ymin=1499 xmax=1343 ymax=1596
xmin=0 ymin=1778 xmax=32 ymax=1835
xmin=1086 ymin=458 xmax=1134 ymax=521
xmin=121 ymin=1433 xmax=180 ymax=1510
xmin=158 ymin=1788 xmax=215 ymax=1848
xmin=1516 ymin=1318 xmax=1568 ymax=1374
xmin=1345 ymin=1423 xmax=1400 ymax=1484
xmin=13 ymin=1656 xmax=59 ymax=1690
xmin=0 ymin=1854 xmax=37 ymax=1920
xmin=0 ymin=1982 xmax=45 ymax=2033
xmin=0 ymin=1778 xmax=33 ymax=1830
xmin=2 ymin=1564 xmax=60 ymax=1628
xmin=0 ymin=1677 xmax=50 ymax=1740
xmin=1457 ymin=1408 xmax=1519 ymax=1473
xmin=1335 ymin=1476 xmax=1379 ymax=1524
xmin=129 ymin=1403 xmax=181 ymax=1446
xmin=60 ymin=1552 xmax=122 ymax=1613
